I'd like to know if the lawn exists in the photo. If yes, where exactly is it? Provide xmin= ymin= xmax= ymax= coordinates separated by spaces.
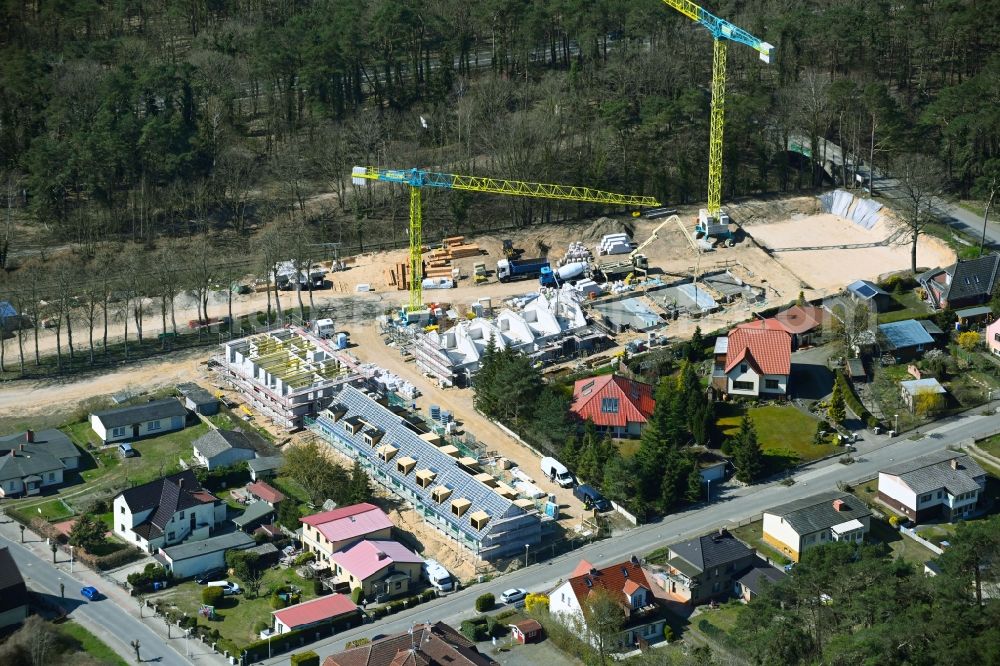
xmin=58 ymin=621 xmax=129 ymax=666
xmin=729 ymin=520 xmax=791 ymax=567
xmin=63 ymin=421 xmax=102 ymax=448
xmin=105 ymin=421 xmax=211 ymax=486
xmin=272 ymin=476 xmax=311 ymax=504
xmin=877 ymin=291 xmax=932 ymax=324
xmin=696 ymin=601 xmax=743 ymax=634
xmin=207 ymin=409 xmax=275 ymax=443
xmin=33 ymin=498 xmax=75 ymax=522
xmin=717 ymin=404 xmax=838 ymax=471
xmin=977 ymin=434 xmax=1000 ymax=458
xmin=867 ymin=518 xmax=937 ymax=564
xmin=615 ymin=438 xmax=641 ymax=458
xmin=152 ymin=567 xmax=319 ymax=651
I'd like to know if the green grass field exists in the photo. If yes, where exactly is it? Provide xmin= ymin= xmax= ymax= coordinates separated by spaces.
xmin=867 ymin=518 xmax=938 ymax=564
xmin=58 ymin=621 xmax=129 ymax=665
xmin=976 ymin=434 xmax=1000 ymax=459
xmin=152 ymin=568 xmax=318 ymax=650
xmin=717 ymin=404 xmax=838 ymax=471
xmin=877 ymin=291 xmax=932 ymax=324
xmin=729 ymin=520 xmax=792 ymax=567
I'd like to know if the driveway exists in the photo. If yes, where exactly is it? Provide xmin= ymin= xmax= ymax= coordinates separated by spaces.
xmin=790 ymin=345 xmax=836 ymax=401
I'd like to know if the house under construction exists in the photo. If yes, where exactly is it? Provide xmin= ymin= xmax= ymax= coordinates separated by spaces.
xmin=217 ymin=328 xmax=354 ymax=429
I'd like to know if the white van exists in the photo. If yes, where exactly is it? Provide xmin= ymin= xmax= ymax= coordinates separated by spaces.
xmin=422 ymin=559 xmax=453 ymax=592
xmin=540 ymin=457 xmax=574 ymax=488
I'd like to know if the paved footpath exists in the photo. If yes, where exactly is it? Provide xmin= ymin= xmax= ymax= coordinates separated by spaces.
xmin=0 ymin=518 xmax=228 ymax=666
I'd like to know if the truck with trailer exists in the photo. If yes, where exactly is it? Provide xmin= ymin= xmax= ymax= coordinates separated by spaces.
xmin=497 ymin=257 xmax=550 ymax=283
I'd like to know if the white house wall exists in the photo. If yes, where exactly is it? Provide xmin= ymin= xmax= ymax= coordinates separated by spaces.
xmin=762 ymin=513 xmax=802 ymax=555
xmin=727 ymin=365 xmax=760 ymax=396
xmin=878 ymin=473 xmax=917 ymax=510
xmin=549 ymin=580 xmax=582 ymax=620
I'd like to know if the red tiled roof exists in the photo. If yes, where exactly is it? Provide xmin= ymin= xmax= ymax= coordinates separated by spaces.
xmin=301 ymin=502 xmax=381 ymax=526
xmin=734 ymin=318 xmax=786 ymax=332
xmin=272 ymin=594 xmax=357 ymax=630
xmin=247 ymin=481 xmax=285 ymax=504
xmin=724 ymin=328 xmax=791 ymax=376
xmin=567 ymin=559 xmax=651 ymax=609
xmin=570 ymin=559 xmax=595 ymax=577
xmin=772 ymin=305 xmax=826 ymax=335
xmin=323 ymin=622 xmax=496 ymax=666
xmin=569 ymin=375 xmax=655 ymax=428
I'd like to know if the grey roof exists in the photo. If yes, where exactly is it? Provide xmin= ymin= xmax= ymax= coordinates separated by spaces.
xmin=900 ymin=378 xmax=946 ymax=396
xmin=311 ymin=386 xmax=538 ymax=549
xmin=942 ymin=255 xmax=1000 ymax=302
xmin=847 ymin=279 xmax=888 ymax=300
xmin=955 ymin=305 xmax=993 ymax=318
xmin=245 ymin=542 xmax=280 ymax=558
xmin=233 ymin=501 xmax=276 ymax=527
xmin=0 ymin=449 xmax=65 ymax=482
xmin=0 ymin=547 xmax=28 ymax=614
xmin=92 ymin=398 xmax=187 ymax=429
xmin=667 ymin=531 xmax=754 ymax=574
xmin=878 ymin=319 xmax=935 ymax=350
xmin=919 ymin=319 xmax=944 ymax=336
xmin=247 ymin=456 xmax=284 ymax=474
xmin=737 ymin=565 xmax=787 ymax=596
xmin=882 ymin=450 xmax=985 ymax=496
xmin=161 ymin=531 xmax=255 ymax=562
xmin=0 ymin=429 xmax=79 ymax=461
xmin=764 ymin=491 xmax=871 ymax=536
xmin=177 ymin=383 xmax=218 ymax=406
xmin=193 ymin=429 xmax=256 ymax=459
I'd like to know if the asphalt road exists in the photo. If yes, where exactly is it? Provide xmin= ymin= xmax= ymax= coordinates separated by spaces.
xmin=258 ymin=404 xmax=1000 ymax=665
xmin=0 ymin=532 xmax=200 ymax=666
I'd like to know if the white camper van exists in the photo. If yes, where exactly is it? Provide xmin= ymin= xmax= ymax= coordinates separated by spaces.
xmin=540 ymin=457 xmax=574 ymax=488
xmin=422 ymin=559 xmax=454 ymax=592
xmin=312 ymin=318 xmax=335 ymax=339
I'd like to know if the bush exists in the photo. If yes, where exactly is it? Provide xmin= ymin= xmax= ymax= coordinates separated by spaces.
xmin=345 ymin=638 xmax=370 ymax=649
xmin=460 ymin=618 xmax=489 ymax=642
xmin=253 ymin=621 xmax=270 ymax=635
xmin=271 ymin=594 xmax=286 ymax=610
xmin=475 ymin=593 xmax=495 ymax=612
xmin=664 ymin=625 xmax=674 ymax=642
xmin=202 ymin=586 xmax=224 ymax=606
xmin=419 ymin=589 xmax=436 ymax=602
xmin=290 ymin=651 xmax=320 ymax=666
xmin=127 ymin=564 xmax=170 ymax=591
xmin=293 ymin=551 xmax=316 ymax=566
xmin=889 ymin=515 xmax=901 ymax=528
xmin=388 ymin=601 xmax=404 ymax=613
xmin=485 ymin=615 xmax=500 ymax=637
xmin=350 ymin=587 xmax=363 ymax=604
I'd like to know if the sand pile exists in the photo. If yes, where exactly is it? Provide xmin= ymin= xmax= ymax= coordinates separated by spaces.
xmin=580 ymin=216 xmax=635 ymax=243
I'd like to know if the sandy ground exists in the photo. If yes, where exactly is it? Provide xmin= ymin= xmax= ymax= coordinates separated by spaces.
xmin=745 ymin=212 xmax=955 ymax=290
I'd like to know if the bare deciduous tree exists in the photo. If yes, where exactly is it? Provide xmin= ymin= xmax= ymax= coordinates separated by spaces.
xmin=892 ymin=153 xmax=945 ymax=274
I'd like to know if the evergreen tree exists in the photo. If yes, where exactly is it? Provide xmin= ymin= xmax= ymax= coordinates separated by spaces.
xmin=685 ymin=463 xmax=704 ymax=503
xmin=828 ymin=382 xmax=847 ymax=424
xmin=560 ymin=434 xmax=580 ymax=467
xmin=346 ymin=459 xmax=370 ymax=504
xmin=731 ymin=413 xmax=764 ymax=483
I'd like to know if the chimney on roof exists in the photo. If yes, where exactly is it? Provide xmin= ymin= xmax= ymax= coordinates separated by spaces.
xmin=25 ymin=429 xmax=34 ymax=443
xmin=590 ymin=567 xmax=600 ymax=576
xmin=19 ymin=444 xmax=25 ymax=452
xmin=833 ymin=499 xmax=845 ymax=512
xmin=630 ymin=555 xmax=639 ymax=565
xmin=178 ymin=478 xmax=184 ymax=491
xmin=950 ymin=457 xmax=959 ymax=470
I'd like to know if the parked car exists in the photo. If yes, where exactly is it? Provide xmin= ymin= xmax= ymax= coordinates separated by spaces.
xmin=207 ymin=581 xmax=241 ymax=595
xmin=196 ymin=570 xmax=225 ymax=585
xmin=574 ymin=484 xmax=611 ymax=512
xmin=80 ymin=586 xmax=101 ymax=601
xmin=118 ymin=442 xmax=136 ymax=458
xmin=500 ymin=588 xmax=527 ymax=604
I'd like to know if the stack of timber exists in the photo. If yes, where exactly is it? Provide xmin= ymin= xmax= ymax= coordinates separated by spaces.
xmin=386 ymin=262 xmax=411 ymax=290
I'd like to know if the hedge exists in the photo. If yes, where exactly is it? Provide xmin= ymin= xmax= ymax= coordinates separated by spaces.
xmin=290 ymin=651 xmax=319 ymax=666
xmin=203 ymin=587 xmax=224 ymax=606
xmin=835 ymin=370 xmax=878 ymax=428
xmin=474 ymin=593 xmax=495 ymax=612
xmin=242 ymin=613 xmax=362 ymax=660
xmin=460 ymin=618 xmax=490 ymax=642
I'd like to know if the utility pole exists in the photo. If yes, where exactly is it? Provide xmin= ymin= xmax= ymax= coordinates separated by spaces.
xmin=130 ymin=640 xmax=141 ymax=663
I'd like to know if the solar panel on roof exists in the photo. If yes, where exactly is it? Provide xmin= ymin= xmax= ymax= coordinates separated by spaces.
xmin=855 ymin=284 xmax=877 ymax=298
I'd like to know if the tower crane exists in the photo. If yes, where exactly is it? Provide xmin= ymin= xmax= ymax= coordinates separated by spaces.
xmin=352 ymin=166 xmax=660 ymax=312
xmin=658 ymin=1 xmax=773 ymax=235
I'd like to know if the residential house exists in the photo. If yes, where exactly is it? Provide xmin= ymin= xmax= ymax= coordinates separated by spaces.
xmin=772 ymin=304 xmax=827 ymax=347
xmin=272 ymin=594 xmax=361 ymax=636
xmin=0 ymin=429 xmax=81 ymax=498
xmin=177 ymin=383 xmax=220 ymax=416
xmin=300 ymin=503 xmax=394 ymax=564
xmin=113 ymin=470 xmax=227 ymax=553
xmin=987 ymin=319 xmax=1000 ymax=356
xmin=232 ymin=501 xmax=276 ymax=533
xmin=0 ymin=547 xmax=29 ymax=630
xmin=878 ymin=450 xmax=986 ymax=523
xmin=900 ymin=378 xmax=948 ymax=413
xmin=322 ymin=621 xmax=497 ymax=666
xmin=762 ymin=492 xmax=871 ymax=562
xmin=329 ymin=540 xmax=424 ymax=601
xmin=246 ymin=480 xmax=285 ymax=506
xmin=656 ymin=530 xmax=758 ymax=604
xmin=846 ymin=279 xmax=892 ymax=311
xmin=157 ymin=531 xmax=255 ymax=579
xmin=247 ymin=456 xmax=284 ymax=481
xmin=309 ymin=386 xmax=541 ymax=560
xmin=712 ymin=326 xmax=791 ymax=397
xmin=917 ymin=254 xmax=1000 ymax=310
xmin=569 ymin=375 xmax=655 ymax=438
xmin=878 ymin=319 xmax=940 ymax=361
xmin=90 ymin=398 xmax=188 ymax=444
xmin=192 ymin=429 xmax=257 ymax=470
xmin=549 ymin=557 xmax=666 ymax=651
xmin=734 ymin=565 xmax=787 ymax=603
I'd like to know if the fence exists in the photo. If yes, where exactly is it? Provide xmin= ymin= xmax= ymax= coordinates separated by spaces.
xmin=610 ymin=501 xmax=639 ymax=526
xmin=900 ymin=526 xmax=945 ymax=555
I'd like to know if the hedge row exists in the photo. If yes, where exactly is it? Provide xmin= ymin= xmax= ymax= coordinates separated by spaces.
xmin=835 ymin=370 xmax=878 ymax=428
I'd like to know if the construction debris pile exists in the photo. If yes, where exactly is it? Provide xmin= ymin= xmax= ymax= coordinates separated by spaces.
xmin=357 ymin=363 xmax=420 ymax=400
